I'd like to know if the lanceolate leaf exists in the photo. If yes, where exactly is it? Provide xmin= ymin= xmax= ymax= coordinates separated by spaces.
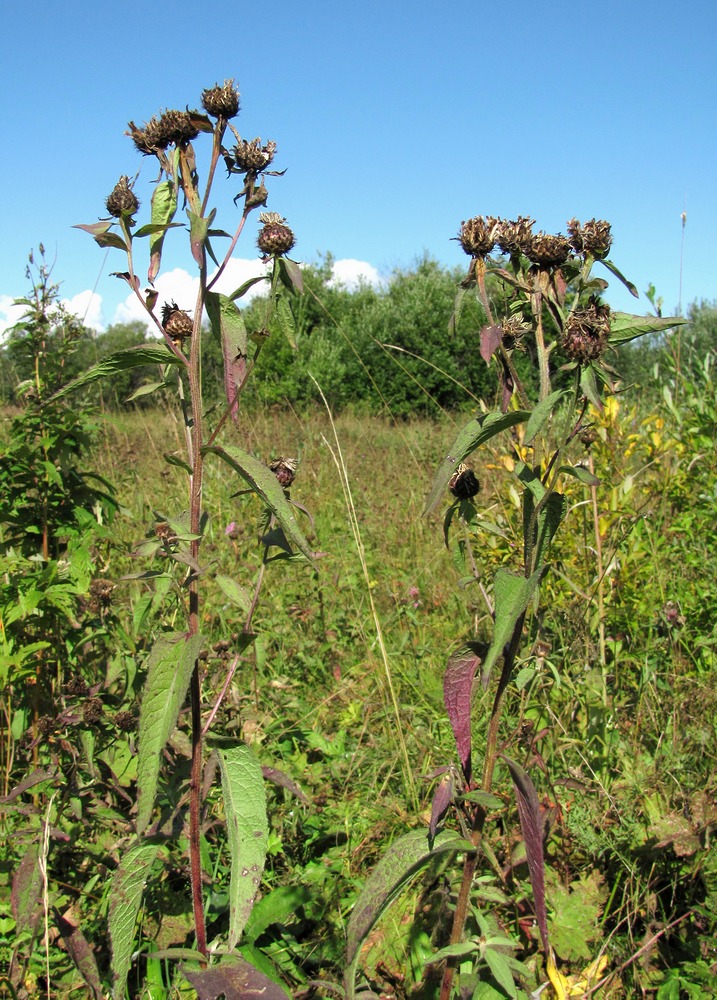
xmin=54 ymin=911 xmax=103 ymax=1000
xmin=524 ymin=389 xmax=568 ymax=446
xmin=217 ymin=744 xmax=269 ymax=948
xmin=274 ymin=292 xmax=297 ymax=348
xmin=205 ymin=291 xmax=247 ymax=422
xmin=183 ymin=959 xmax=290 ymax=1000
xmin=480 ymin=568 xmax=543 ymax=687
xmin=345 ymin=829 xmax=472 ymax=998
xmin=424 ymin=410 xmax=530 ymax=515
xmin=502 ymin=756 xmax=550 ymax=956
xmin=279 ymin=256 xmax=304 ymax=293
xmin=188 ymin=208 xmax=215 ymax=268
xmin=204 ymin=444 xmax=315 ymax=561
xmin=596 ymin=257 xmax=639 ymax=297
xmin=444 ymin=645 xmax=483 ymax=783
xmin=48 ymin=345 xmax=184 ymax=401
xmin=109 ymin=842 xmax=160 ymax=1000
xmin=148 ymin=178 xmax=178 ymax=282
xmin=136 ymin=632 xmax=205 ymax=834
xmin=228 ymin=273 xmax=269 ymax=301
xmin=608 ymin=311 xmax=686 ymax=345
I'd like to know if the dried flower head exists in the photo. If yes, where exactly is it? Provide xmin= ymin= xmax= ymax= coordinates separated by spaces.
xmin=83 ymin=697 xmax=104 ymax=725
xmin=89 ymin=578 xmax=114 ymax=611
xmin=448 ymin=463 xmax=480 ymax=500
xmin=65 ymin=675 xmax=89 ymax=697
xmin=115 ymin=711 xmax=136 ymax=732
xmin=495 ymin=217 xmax=535 ymax=256
xmin=105 ymin=176 xmax=139 ymax=218
xmin=257 ymin=213 xmax=295 ymax=257
xmin=458 ymin=216 xmax=500 ymax=258
xmin=231 ymin=137 xmax=276 ymax=174
xmin=567 ymin=218 xmax=613 ymax=259
xmin=501 ymin=314 xmax=529 ymax=351
xmin=562 ymin=297 xmax=611 ymax=362
xmin=201 ymin=79 xmax=240 ymax=119
xmin=162 ymin=301 xmax=193 ymax=343
xmin=270 ymin=457 xmax=297 ymax=489
xmin=127 ymin=116 xmax=169 ymax=154
xmin=156 ymin=109 xmax=202 ymax=146
xmin=526 ymin=232 xmax=572 ymax=268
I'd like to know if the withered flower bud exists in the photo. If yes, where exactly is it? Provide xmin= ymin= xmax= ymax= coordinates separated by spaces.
xmin=448 ymin=463 xmax=480 ymax=500
xmin=257 ymin=213 xmax=295 ymax=257
xmin=127 ymin=116 xmax=171 ymax=154
xmin=89 ymin=578 xmax=114 ymax=609
xmin=495 ymin=217 xmax=535 ymax=256
xmin=567 ymin=218 xmax=613 ymax=259
xmin=106 ymin=176 xmax=139 ymax=218
xmin=201 ymin=79 xmax=240 ymax=119
xmin=526 ymin=232 xmax=572 ymax=268
xmin=231 ymin=137 xmax=277 ymax=174
xmin=562 ymin=297 xmax=611 ymax=362
xmin=501 ymin=314 xmax=529 ymax=351
xmin=65 ymin=675 xmax=89 ymax=697
xmin=579 ymin=427 xmax=599 ymax=449
xmin=161 ymin=301 xmax=193 ymax=343
xmin=115 ymin=711 xmax=136 ymax=732
xmin=270 ymin=457 xmax=297 ymax=489
xmin=83 ymin=697 xmax=104 ymax=725
xmin=458 ymin=216 xmax=500 ymax=258
xmin=156 ymin=109 xmax=202 ymax=146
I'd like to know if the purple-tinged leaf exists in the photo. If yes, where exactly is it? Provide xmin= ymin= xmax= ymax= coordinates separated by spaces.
xmin=345 ymin=829 xmax=472 ymax=998
xmin=444 ymin=646 xmax=482 ymax=783
xmin=188 ymin=208 xmax=215 ymax=269
xmin=12 ymin=844 xmax=42 ymax=935
xmin=110 ymin=271 xmax=141 ymax=292
xmin=502 ymin=755 xmax=550 ymax=956
xmin=479 ymin=324 xmax=502 ymax=364
xmin=205 ymin=291 xmax=247 ymax=422
xmin=183 ymin=958 xmax=291 ymax=999
xmin=148 ymin=178 xmax=177 ymax=282
xmin=262 ymin=766 xmax=309 ymax=804
xmin=55 ymin=910 xmax=103 ymax=1000
xmin=429 ymin=772 xmax=454 ymax=839
xmin=2 ymin=767 xmax=55 ymax=802
xmin=74 ymin=220 xmax=113 ymax=238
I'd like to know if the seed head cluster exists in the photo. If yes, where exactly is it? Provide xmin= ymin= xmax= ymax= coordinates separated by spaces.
xmin=270 ymin=457 xmax=297 ymax=489
xmin=567 ymin=218 xmax=613 ymax=259
xmin=127 ymin=109 xmax=204 ymax=154
xmin=459 ymin=215 xmax=613 ymax=269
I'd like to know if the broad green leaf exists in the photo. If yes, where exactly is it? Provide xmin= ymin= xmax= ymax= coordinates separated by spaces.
xmin=134 ymin=221 xmax=183 ymax=238
xmin=279 ymin=256 xmax=304 ymax=293
xmin=136 ymin=632 xmax=205 ymax=834
xmin=48 ymin=345 xmax=184 ymax=401
xmin=275 ymin=293 xmax=297 ymax=348
xmin=204 ymin=444 xmax=315 ymax=561
xmin=608 ymin=311 xmax=686 ymax=345
xmin=217 ymin=744 xmax=269 ymax=948
xmin=424 ymin=410 xmax=530 ymax=515
xmin=559 ymin=463 xmax=600 ymax=487
xmin=480 ymin=568 xmax=543 ymax=687
xmin=579 ymin=365 xmax=603 ymax=410
xmin=242 ymin=885 xmax=313 ymax=945
xmin=206 ymin=291 xmax=247 ymax=421
xmin=216 ymin=574 xmax=252 ymax=614
xmin=125 ymin=380 xmax=164 ymax=402
xmin=12 ymin=844 xmax=42 ymax=939
xmin=484 ymin=946 xmax=519 ymax=998
xmin=148 ymin=178 xmax=178 ymax=282
xmin=344 ymin=829 xmax=472 ymax=998
xmin=524 ymin=390 xmax=568 ymax=445
xmin=109 ymin=842 xmax=160 ymax=1000
xmin=74 ymin=220 xmax=128 ymax=252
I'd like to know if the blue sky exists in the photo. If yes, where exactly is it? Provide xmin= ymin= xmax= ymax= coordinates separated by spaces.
xmin=1 ymin=0 xmax=714 ymax=334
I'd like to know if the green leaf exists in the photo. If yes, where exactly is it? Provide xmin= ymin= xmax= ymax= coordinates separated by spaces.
xmin=125 ymin=380 xmax=164 ymax=402
xmin=188 ymin=208 xmax=215 ymax=268
xmin=484 ymin=947 xmax=519 ymax=998
xmin=134 ymin=222 xmax=183 ymax=238
xmin=163 ymin=452 xmax=193 ymax=474
xmin=608 ymin=311 xmax=686 ymax=345
xmin=228 ymin=274 xmax=269 ymax=301
xmin=524 ymin=390 xmax=568 ymax=446
xmin=242 ymin=884 xmax=313 ymax=946
xmin=480 ymin=568 xmax=543 ymax=687
xmin=148 ymin=179 xmax=178 ymax=282
xmin=216 ymin=574 xmax=252 ymax=614
xmin=206 ymin=291 xmax=247 ymax=421
xmin=278 ymin=256 xmax=304 ymax=293
xmin=204 ymin=444 xmax=315 ymax=561
xmin=579 ymin=365 xmax=603 ymax=410
xmin=74 ymin=220 xmax=128 ymax=252
xmin=597 ymin=257 xmax=639 ymax=297
xmin=109 ymin=842 xmax=160 ymax=1000
xmin=424 ymin=410 xmax=530 ymax=515
xmin=136 ymin=632 xmax=205 ymax=834
xmin=559 ymin=463 xmax=600 ymax=486
xmin=275 ymin=293 xmax=297 ymax=348
xmin=217 ymin=744 xmax=269 ymax=948
xmin=48 ymin=345 xmax=184 ymax=401
xmin=344 ymin=829 xmax=472 ymax=998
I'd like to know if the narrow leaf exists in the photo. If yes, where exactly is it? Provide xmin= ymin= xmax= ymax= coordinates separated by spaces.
xmin=502 ymin=756 xmax=550 ymax=956
xmin=424 ymin=410 xmax=530 ymax=515
xmin=204 ymin=444 xmax=315 ymax=561
xmin=429 ymin=773 xmax=454 ymax=840
xmin=55 ymin=911 xmax=103 ymax=1000
xmin=261 ymin=766 xmax=309 ymax=804
xmin=48 ymin=346 xmax=183 ymax=401
xmin=148 ymin=179 xmax=177 ymax=282
xmin=228 ymin=273 xmax=269 ymax=301
xmin=524 ymin=390 xmax=568 ymax=446
xmin=183 ymin=958 xmax=290 ymax=1000
xmin=280 ymin=256 xmax=304 ymax=293
xmin=136 ymin=632 xmax=205 ymax=833
xmin=217 ymin=744 xmax=269 ymax=948
xmin=109 ymin=842 xmax=160 ymax=1000
xmin=596 ymin=257 xmax=639 ymax=297
xmin=206 ymin=291 xmax=247 ymax=422
xmin=608 ymin=311 xmax=686 ymax=345
xmin=345 ymin=829 xmax=472 ymax=996
xmin=559 ymin=463 xmax=600 ymax=487
xmin=479 ymin=324 xmax=503 ymax=364
xmin=215 ymin=574 xmax=252 ymax=614
xmin=275 ymin=293 xmax=297 ymax=348
xmin=188 ymin=208 xmax=214 ymax=268
xmin=579 ymin=365 xmax=603 ymax=410
xmin=12 ymin=844 xmax=42 ymax=937
xmin=480 ymin=568 xmax=543 ymax=687
xmin=444 ymin=645 xmax=483 ymax=783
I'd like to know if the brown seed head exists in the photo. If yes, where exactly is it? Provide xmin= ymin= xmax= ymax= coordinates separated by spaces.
xmin=127 ymin=117 xmax=169 ymax=154
xmin=448 ymin=463 xmax=480 ymax=500
xmin=83 ymin=697 xmax=104 ymax=725
xmin=495 ymin=217 xmax=535 ymax=256
xmin=562 ymin=297 xmax=611 ymax=362
xmin=526 ymin=232 xmax=572 ymax=268
xmin=458 ymin=216 xmax=500 ymax=258
xmin=232 ymin=137 xmax=277 ymax=174
xmin=201 ymin=79 xmax=240 ymax=119
xmin=270 ymin=457 xmax=297 ymax=489
xmin=161 ymin=301 xmax=193 ymax=341
xmin=155 ymin=109 xmax=201 ymax=146
xmin=257 ymin=213 xmax=295 ymax=257
xmin=501 ymin=314 xmax=529 ymax=351
xmin=115 ymin=711 xmax=136 ymax=732
xmin=65 ymin=675 xmax=89 ymax=697
xmin=106 ymin=176 xmax=140 ymax=218
xmin=89 ymin=578 xmax=114 ymax=608
xmin=567 ymin=218 xmax=613 ymax=259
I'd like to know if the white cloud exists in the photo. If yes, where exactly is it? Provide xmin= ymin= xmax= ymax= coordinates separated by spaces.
xmin=328 ymin=259 xmax=382 ymax=291
xmin=62 ymin=290 xmax=105 ymax=332
xmin=111 ymin=259 xmax=272 ymax=331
